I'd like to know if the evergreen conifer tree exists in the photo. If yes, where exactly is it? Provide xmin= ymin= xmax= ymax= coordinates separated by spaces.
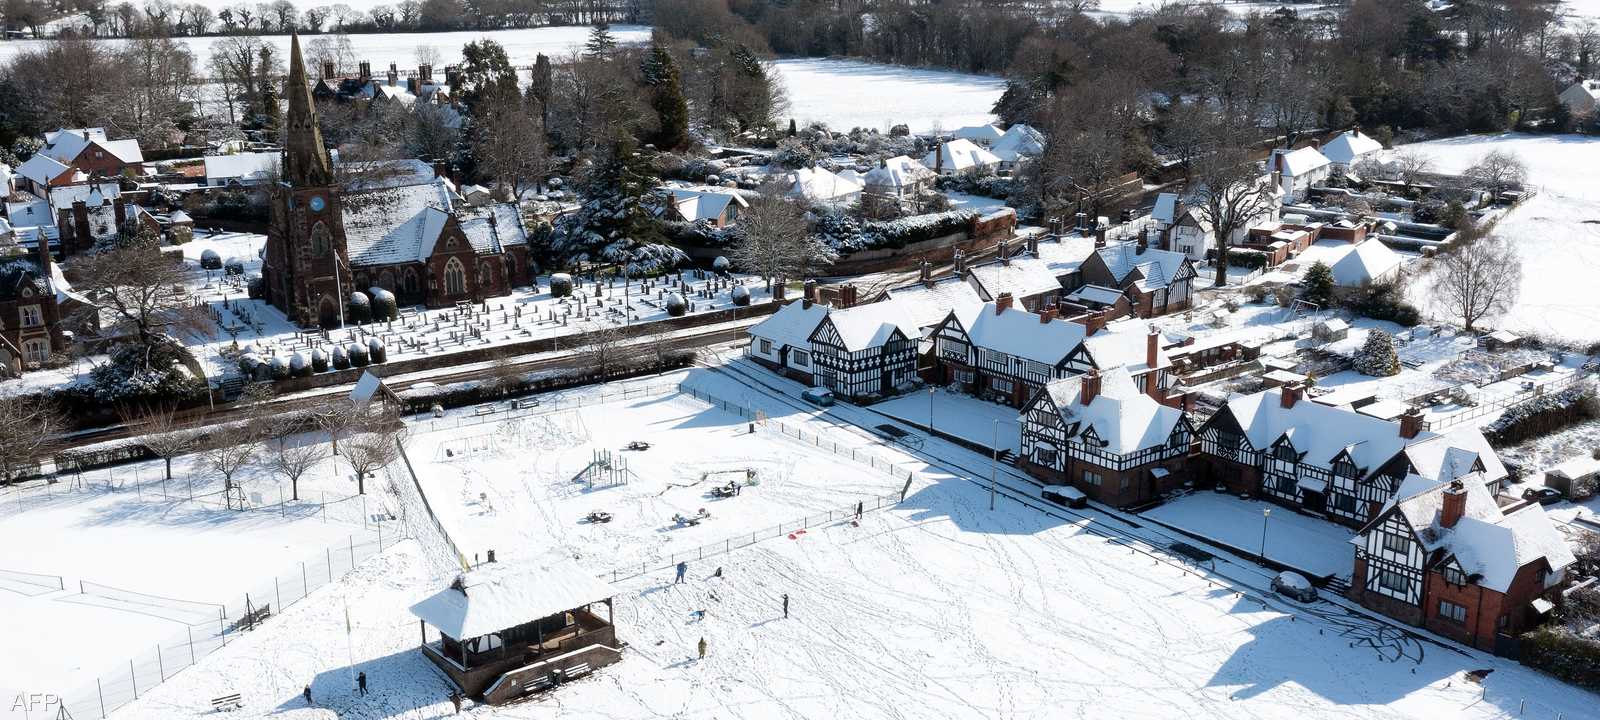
xmin=1301 ymin=260 xmax=1336 ymax=309
xmin=1353 ymin=329 xmax=1400 ymax=377
xmin=585 ymin=23 xmax=618 ymax=57
xmin=641 ymin=45 xmax=689 ymax=150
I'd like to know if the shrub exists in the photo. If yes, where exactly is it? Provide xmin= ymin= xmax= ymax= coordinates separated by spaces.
xmin=331 ymin=346 xmax=350 ymax=371
xmin=268 ymin=355 xmax=291 ymax=381
xmin=1353 ymin=330 xmax=1401 ymax=377
xmin=83 ymin=339 xmax=204 ymax=405
xmin=289 ymin=352 xmax=312 ymax=378
xmin=1520 ymin=626 xmax=1600 ymax=693
xmin=369 ymin=288 xmax=398 ymax=322
xmin=1226 ymin=249 xmax=1269 ymax=270
xmin=199 ymin=249 xmax=221 ymax=269
xmin=1301 ymin=261 xmax=1336 ymax=308
xmin=347 ymin=343 xmax=369 ymax=367
xmin=311 ymin=349 xmax=329 ymax=373
xmin=731 ymin=285 xmax=750 ymax=306
xmin=367 ymin=338 xmax=386 ymax=364
xmin=1350 ymin=281 xmax=1421 ymax=326
xmin=550 ymin=273 xmax=574 ymax=298
xmin=1484 ymin=386 xmax=1597 ymax=445
xmin=348 ymin=292 xmax=371 ymax=324
xmin=665 ymin=292 xmax=687 ymax=317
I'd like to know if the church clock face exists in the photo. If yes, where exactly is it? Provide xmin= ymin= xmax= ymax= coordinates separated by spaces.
xmin=308 ymin=195 xmax=326 ymax=213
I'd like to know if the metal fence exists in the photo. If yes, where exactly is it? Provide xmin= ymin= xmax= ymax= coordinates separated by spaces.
xmin=1422 ymin=371 xmax=1593 ymax=431
xmin=57 ymin=529 xmax=392 ymax=719
xmin=0 ymin=468 xmax=381 ymax=528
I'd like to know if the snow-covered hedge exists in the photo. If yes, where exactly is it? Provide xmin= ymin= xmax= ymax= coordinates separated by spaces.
xmin=367 ymin=337 xmax=386 ymax=364
xmin=347 ymin=342 xmax=369 ymax=367
xmin=290 ymin=352 xmax=312 ymax=378
xmin=1484 ymin=385 xmax=1597 ymax=446
xmin=731 ymin=285 xmax=750 ymax=306
xmin=712 ymin=256 xmax=730 ymax=273
xmin=332 ymin=346 xmax=351 ymax=371
xmin=311 ymin=348 xmax=329 ymax=373
xmin=811 ymin=209 xmax=977 ymax=253
xmin=1520 ymin=625 xmax=1600 ymax=693
xmin=269 ymin=355 xmax=291 ymax=381
xmin=199 ymin=249 xmax=222 ymax=270
xmin=550 ymin=273 xmax=573 ymax=298
xmin=223 ymin=257 xmax=245 ymax=276
xmin=665 ymin=292 xmax=687 ymax=317
xmin=368 ymin=288 xmax=398 ymax=322
xmin=348 ymin=291 xmax=371 ymax=324
xmin=660 ymin=219 xmax=744 ymax=249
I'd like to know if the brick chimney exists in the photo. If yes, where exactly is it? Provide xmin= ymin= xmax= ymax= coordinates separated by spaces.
xmin=1026 ymin=233 xmax=1039 ymax=255
xmin=1136 ymin=231 xmax=1148 ymax=254
xmin=995 ymin=292 xmax=1013 ymax=315
xmin=919 ymin=259 xmax=931 ymax=284
xmin=998 ymin=239 xmax=1009 ymax=265
xmin=33 ymin=223 xmax=52 ymax=275
xmin=1441 ymin=480 xmax=1467 ymax=528
xmin=1146 ymin=325 xmax=1160 ymax=370
xmin=803 ymin=279 xmax=817 ymax=304
xmin=933 ymin=140 xmax=943 ymax=175
xmin=840 ymin=284 xmax=858 ymax=309
xmin=419 ymin=64 xmax=433 ymax=85
xmin=113 ymin=197 xmax=127 ymax=227
xmin=1080 ymin=369 xmax=1102 ymax=406
xmin=774 ymin=282 xmax=786 ymax=301
xmin=359 ymin=61 xmax=371 ymax=79
xmin=322 ymin=60 xmax=335 ymax=80
xmin=432 ymin=161 xmax=449 ymax=179
xmin=1280 ymin=381 xmax=1303 ymax=408
xmin=1094 ymin=227 xmax=1107 ymax=249
xmin=1400 ymin=407 xmax=1425 ymax=439
xmin=1077 ymin=309 xmax=1106 ymax=336
xmin=388 ymin=62 xmax=398 ymax=86
xmin=1038 ymin=306 xmax=1056 ymax=324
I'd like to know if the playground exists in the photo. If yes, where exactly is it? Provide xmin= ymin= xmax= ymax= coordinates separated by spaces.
xmin=403 ymin=387 xmax=910 ymax=574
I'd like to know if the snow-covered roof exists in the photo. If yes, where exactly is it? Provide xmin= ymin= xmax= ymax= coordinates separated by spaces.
xmin=885 ymin=276 xmax=985 ymax=329
xmin=16 ymin=154 xmax=70 ymax=187
xmin=374 ymin=83 xmax=417 ymax=105
xmin=457 ymin=203 xmax=529 ymax=254
xmin=1066 ymin=284 xmax=1126 ymax=306
xmin=342 ymin=178 xmax=457 ymax=266
xmin=47 ymin=182 xmax=118 ymax=214
xmin=1564 ymin=79 xmax=1600 ymax=101
xmin=204 ymin=152 xmax=278 ymax=184
xmin=1550 ymin=455 xmax=1600 ymax=479
xmin=1220 ymin=388 xmax=1435 ymax=470
xmin=953 ymin=301 xmax=1085 ymax=366
xmin=5 ymin=199 xmax=54 ymax=230
xmin=99 ymin=139 xmax=144 ymax=164
xmin=1404 ymin=425 xmax=1506 ymax=486
xmin=39 ymin=128 xmax=102 ymax=164
xmin=1277 ymin=146 xmax=1331 ymax=177
xmin=862 ymin=156 xmax=934 ymax=190
xmin=789 ymin=166 xmax=863 ymax=204
xmin=823 ymin=298 xmax=920 ymax=352
xmin=1152 ymin=193 xmax=1179 ymax=225
xmin=168 ymin=209 xmax=192 ymax=224
xmin=750 ymin=299 xmax=830 ymax=351
xmin=1329 ymin=239 xmax=1402 ymax=287
xmin=1095 ymin=241 xmax=1189 ymax=289
xmin=1383 ymin=474 xmax=1575 ymax=593
xmin=991 ymin=124 xmax=1045 ymax=163
xmin=953 ymin=124 xmax=1004 ymax=143
xmin=409 ymin=556 xmax=615 ymax=640
xmin=1041 ymin=366 xmax=1183 ymax=455
xmin=1321 ymin=131 xmax=1383 ymax=166
xmin=922 ymin=139 xmax=1001 ymax=173
xmin=43 ymin=127 xmax=105 ymax=145
xmin=967 ymin=253 xmax=1068 ymax=302
xmin=342 ymin=159 xmax=438 ymax=192
xmin=660 ymin=187 xmax=750 ymax=223
xmin=1083 ymin=319 xmax=1169 ymax=375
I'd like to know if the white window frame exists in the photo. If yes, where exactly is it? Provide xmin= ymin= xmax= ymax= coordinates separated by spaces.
xmin=1378 ymin=569 xmax=1409 ymax=595
xmin=1381 ymin=533 xmax=1409 ymax=555
xmin=22 ymin=338 xmax=49 ymax=366
xmin=758 ymin=338 xmax=772 ymax=355
xmin=20 ymin=305 xmax=43 ymax=328
xmin=1438 ymin=600 xmax=1467 ymax=624
xmin=790 ymin=349 xmax=810 ymax=368
xmin=1083 ymin=470 xmax=1103 ymax=487
xmin=990 ymin=377 xmax=1014 ymax=393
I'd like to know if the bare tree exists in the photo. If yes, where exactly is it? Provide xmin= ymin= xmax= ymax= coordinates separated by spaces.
xmin=1191 ymin=141 xmax=1277 ymax=287
xmin=0 ymin=395 xmax=64 ymax=485
xmin=1464 ymin=150 xmax=1529 ymax=199
xmin=119 ymin=403 xmax=195 ymax=481
xmin=1428 ymin=234 xmax=1523 ymax=332
xmin=1391 ymin=150 xmax=1434 ymax=188
xmin=202 ymin=423 xmax=258 ymax=510
xmin=315 ymin=397 xmax=359 ymax=455
xmin=575 ymin=319 xmax=635 ymax=379
xmin=471 ymin=91 xmax=550 ymax=198
xmin=343 ymin=432 xmax=399 ymax=495
xmin=486 ymin=352 xmax=526 ymax=397
xmin=730 ymin=193 xmax=836 ymax=291
xmin=72 ymin=228 xmax=204 ymax=361
xmin=269 ymin=434 xmax=326 ymax=501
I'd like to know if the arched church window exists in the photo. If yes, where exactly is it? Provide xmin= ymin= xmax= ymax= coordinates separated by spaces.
xmin=310 ymin=222 xmax=330 ymax=257
xmin=403 ymin=268 xmax=419 ymax=296
xmin=444 ymin=258 xmax=467 ymax=295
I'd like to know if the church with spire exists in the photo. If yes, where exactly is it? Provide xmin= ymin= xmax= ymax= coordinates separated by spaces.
xmin=261 ymin=35 xmax=532 ymax=328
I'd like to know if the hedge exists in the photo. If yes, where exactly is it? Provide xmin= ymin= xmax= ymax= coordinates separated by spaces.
xmin=1520 ymin=627 xmax=1600 ymax=692
xmin=1227 ymin=249 xmax=1270 ymax=270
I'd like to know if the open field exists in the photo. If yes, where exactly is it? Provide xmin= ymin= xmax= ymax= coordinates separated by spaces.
xmin=770 ymin=58 xmax=1006 ymax=133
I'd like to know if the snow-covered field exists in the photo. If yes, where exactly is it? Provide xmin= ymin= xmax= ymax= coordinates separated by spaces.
xmin=111 ymin=464 xmax=1600 ymax=720
xmin=404 ymin=386 xmax=908 ymax=575
xmin=0 ymin=25 xmax=652 ymax=67
xmin=0 ymin=481 xmax=364 ymax=714
xmin=1397 ymin=133 xmax=1600 ymax=345
xmin=771 ymin=58 xmax=1005 ymax=134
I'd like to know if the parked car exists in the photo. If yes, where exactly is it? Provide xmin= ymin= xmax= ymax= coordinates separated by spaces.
xmin=1271 ymin=571 xmax=1317 ymax=603
xmin=1522 ymin=487 xmax=1563 ymax=506
xmin=800 ymin=387 xmax=835 ymax=407
xmin=1041 ymin=485 xmax=1088 ymax=508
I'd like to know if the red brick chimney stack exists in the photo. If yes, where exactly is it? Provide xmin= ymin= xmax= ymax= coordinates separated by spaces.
xmin=995 ymin=292 xmax=1013 ymax=315
xmin=1026 ymin=233 xmax=1039 ymax=255
xmin=1080 ymin=369 xmax=1102 ymax=406
xmin=1280 ymin=381 xmax=1303 ymax=409
xmin=1094 ymin=227 xmax=1107 ymax=248
xmin=1146 ymin=325 xmax=1160 ymax=370
xmin=1441 ymin=480 xmax=1467 ymax=528
xmin=1400 ymin=408 xmax=1425 ymax=439
xmin=1038 ymin=306 xmax=1056 ymax=324
xmin=840 ymin=284 xmax=858 ymax=309
xmin=1079 ymin=309 xmax=1106 ymax=336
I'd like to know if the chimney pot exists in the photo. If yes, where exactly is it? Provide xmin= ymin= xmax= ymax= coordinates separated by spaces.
xmin=1094 ymin=227 xmax=1107 ymax=248
xmin=1080 ymin=369 xmax=1102 ymax=406
xmin=1400 ymin=408 xmax=1425 ymax=439
xmin=1280 ymin=381 xmax=1303 ymax=408
xmin=995 ymin=293 xmax=1013 ymax=315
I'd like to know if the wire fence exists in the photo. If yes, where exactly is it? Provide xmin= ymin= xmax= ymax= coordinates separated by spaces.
xmin=404 ymin=380 xmax=682 ymax=436
xmin=57 ymin=529 xmax=393 ymax=720
xmin=0 ymin=567 xmax=65 ymax=597
xmin=1421 ymin=371 xmax=1592 ymax=431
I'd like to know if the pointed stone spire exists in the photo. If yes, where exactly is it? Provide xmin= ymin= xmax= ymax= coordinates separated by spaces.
xmin=284 ymin=34 xmax=333 ymax=188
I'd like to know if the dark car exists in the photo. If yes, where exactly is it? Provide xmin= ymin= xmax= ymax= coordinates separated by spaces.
xmin=1522 ymin=487 xmax=1563 ymax=506
xmin=1041 ymin=485 xmax=1088 ymax=508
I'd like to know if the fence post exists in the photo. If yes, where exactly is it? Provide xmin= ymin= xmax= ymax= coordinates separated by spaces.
xmin=321 ymin=492 xmax=327 ymax=523
xmin=97 ymin=678 xmax=106 ymax=718
xmin=157 ymin=644 xmax=165 ymax=681
xmin=362 ymin=495 xmax=369 ymax=528
xmin=275 ymin=577 xmax=282 ymax=611
xmin=187 ymin=626 xmax=195 ymax=664
xmin=220 ymin=609 xmax=227 ymax=645
xmin=327 ymin=547 xmax=334 ymax=582
xmin=349 ymin=535 xmax=356 ymax=567
xmin=129 ymin=659 xmax=138 ymax=698
xmin=301 ymin=562 xmax=308 ymax=596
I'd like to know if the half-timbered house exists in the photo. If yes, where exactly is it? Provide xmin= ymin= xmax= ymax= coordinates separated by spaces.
xmin=1349 ymin=474 xmax=1574 ymax=651
xmin=1196 ymin=383 xmax=1506 ymax=527
xmin=1076 ymin=240 xmax=1197 ymax=318
xmin=747 ymin=297 xmax=920 ymax=401
xmin=1018 ymin=367 xmax=1192 ymax=507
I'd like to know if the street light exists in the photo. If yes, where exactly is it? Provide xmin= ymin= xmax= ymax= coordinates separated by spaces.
xmin=1259 ymin=507 xmax=1272 ymax=562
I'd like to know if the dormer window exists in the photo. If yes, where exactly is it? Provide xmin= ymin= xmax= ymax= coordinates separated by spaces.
xmin=1441 ymin=565 xmax=1467 ymax=586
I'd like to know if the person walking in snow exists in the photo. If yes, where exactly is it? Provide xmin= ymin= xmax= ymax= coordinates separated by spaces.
xmin=855 ymin=501 xmax=864 ymax=519
xmin=675 ymin=561 xmax=688 ymax=584
xmin=698 ymin=637 xmax=708 ymax=659
xmin=303 ymin=686 xmax=313 ymax=706
xmin=782 ymin=593 xmax=789 ymax=619
xmin=357 ymin=671 xmax=368 ymax=695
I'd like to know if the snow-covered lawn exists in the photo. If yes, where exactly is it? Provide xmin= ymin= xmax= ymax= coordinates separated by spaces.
xmin=771 ymin=58 xmax=1005 ymax=134
xmin=403 ymin=387 xmax=911 ymax=576
xmin=867 ymin=387 xmax=1023 ymax=453
xmin=0 ymin=484 xmax=365 ymax=712
xmin=1143 ymin=491 xmax=1357 ymax=579
xmin=0 ymin=25 xmax=653 ymax=67
xmin=112 ymin=471 xmax=1600 ymax=720
xmin=1397 ymin=133 xmax=1600 ymax=345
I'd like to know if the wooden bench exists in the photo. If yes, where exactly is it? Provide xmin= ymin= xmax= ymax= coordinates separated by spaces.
xmin=211 ymin=693 xmax=242 ymax=711
xmin=473 ymin=404 xmax=499 ymax=416
xmin=523 ymin=675 xmax=554 ymax=693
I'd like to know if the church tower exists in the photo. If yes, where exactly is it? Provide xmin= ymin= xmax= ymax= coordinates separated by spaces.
xmin=262 ymin=34 xmax=354 ymax=329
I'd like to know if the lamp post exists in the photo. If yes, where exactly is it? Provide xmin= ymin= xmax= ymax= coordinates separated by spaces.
xmin=1259 ymin=507 xmax=1272 ymax=562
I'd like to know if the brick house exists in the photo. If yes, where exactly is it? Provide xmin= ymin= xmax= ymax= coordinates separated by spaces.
xmin=1017 ymin=366 xmax=1193 ymax=507
xmin=747 ymin=294 xmax=920 ymax=402
xmin=1074 ymin=240 xmax=1196 ymax=318
xmin=39 ymin=127 xmax=144 ymax=178
xmin=0 ymin=240 xmax=68 ymax=375
xmin=1348 ymin=474 xmax=1574 ymax=652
